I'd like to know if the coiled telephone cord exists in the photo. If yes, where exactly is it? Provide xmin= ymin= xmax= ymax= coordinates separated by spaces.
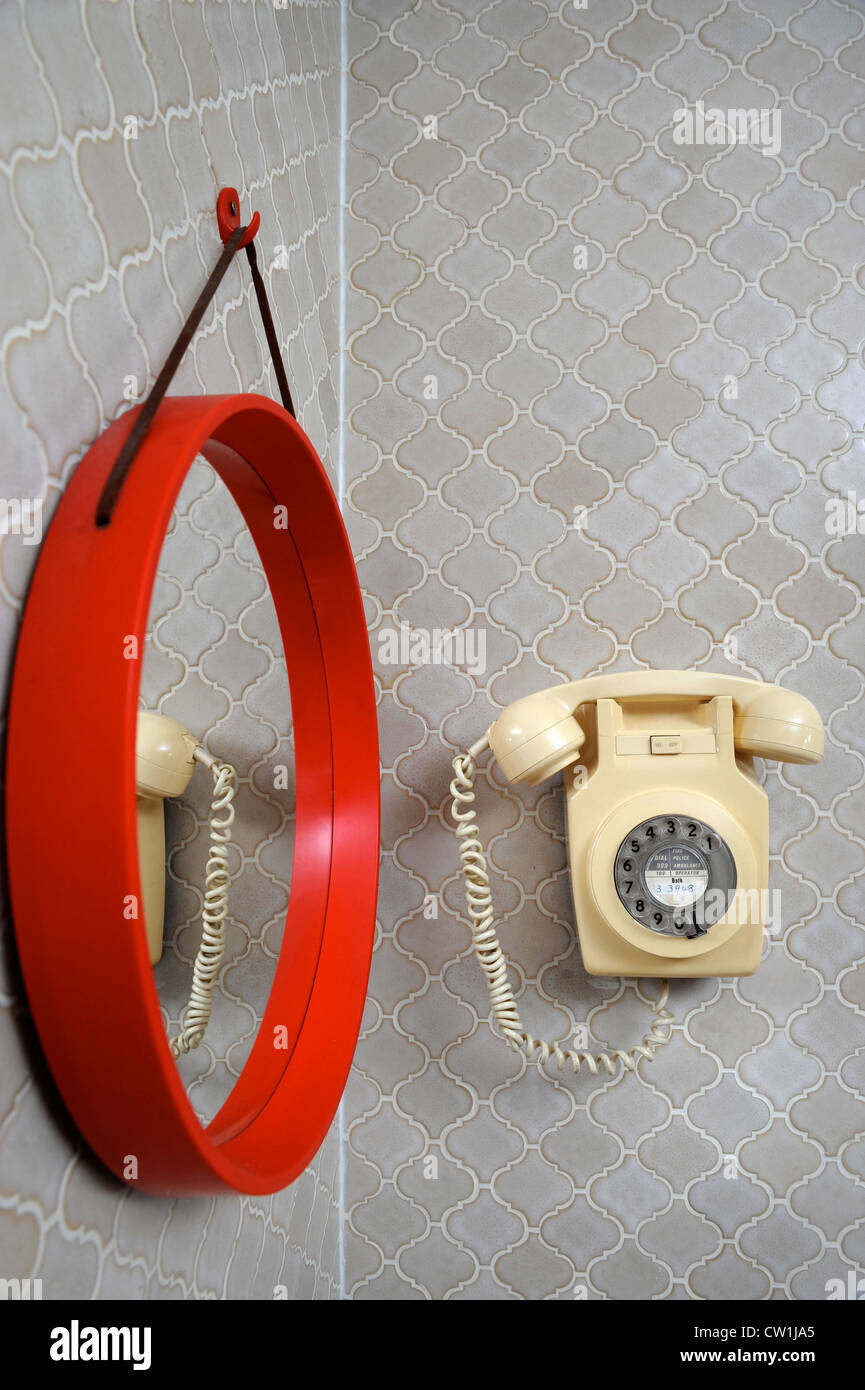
xmin=449 ymin=739 xmax=673 ymax=1076
xmin=169 ymin=752 xmax=236 ymax=1058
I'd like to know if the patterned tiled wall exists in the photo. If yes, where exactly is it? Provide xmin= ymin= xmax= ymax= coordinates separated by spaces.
xmin=4 ymin=0 xmax=865 ymax=1306
xmin=343 ymin=0 xmax=865 ymax=1298
xmin=0 ymin=0 xmax=343 ymax=1298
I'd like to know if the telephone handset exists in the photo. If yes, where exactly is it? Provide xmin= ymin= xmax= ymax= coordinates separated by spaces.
xmin=136 ymin=713 xmax=236 ymax=1057
xmin=450 ymin=671 xmax=823 ymax=1075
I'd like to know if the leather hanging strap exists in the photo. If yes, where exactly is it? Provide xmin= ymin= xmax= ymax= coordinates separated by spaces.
xmin=245 ymin=238 xmax=295 ymax=420
xmin=96 ymin=222 xmax=295 ymax=527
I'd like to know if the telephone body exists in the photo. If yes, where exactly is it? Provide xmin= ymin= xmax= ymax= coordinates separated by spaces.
xmin=135 ymin=713 xmax=235 ymax=1054
xmin=486 ymin=671 xmax=823 ymax=979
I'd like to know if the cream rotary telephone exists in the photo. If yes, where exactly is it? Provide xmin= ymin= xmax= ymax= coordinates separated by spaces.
xmin=136 ymin=713 xmax=236 ymax=1057
xmin=450 ymin=672 xmax=823 ymax=1075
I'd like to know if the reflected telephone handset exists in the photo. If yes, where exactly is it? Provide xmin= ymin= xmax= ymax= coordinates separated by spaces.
xmin=450 ymin=672 xmax=823 ymax=1074
xmin=136 ymin=713 xmax=236 ymax=1056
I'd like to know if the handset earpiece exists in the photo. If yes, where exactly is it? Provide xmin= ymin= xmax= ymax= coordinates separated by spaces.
xmin=733 ymin=687 xmax=824 ymax=765
xmin=488 ymin=691 xmax=585 ymax=786
xmin=135 ymin=714 xmax=197 ymax=965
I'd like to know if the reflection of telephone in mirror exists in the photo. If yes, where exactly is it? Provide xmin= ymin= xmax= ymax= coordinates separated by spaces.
xmin=451 ymin=672 xmax=823 ymax=1074
xmin=136 ymin=713 xmax=236 ymax=1058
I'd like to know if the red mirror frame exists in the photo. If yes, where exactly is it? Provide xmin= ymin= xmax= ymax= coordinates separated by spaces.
xmin=5 ymin=394 xmax=379 ymax=1196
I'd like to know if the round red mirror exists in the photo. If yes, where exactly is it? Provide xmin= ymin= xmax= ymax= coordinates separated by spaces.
xmin=5 ymin=394 xmax=379 ymax=1196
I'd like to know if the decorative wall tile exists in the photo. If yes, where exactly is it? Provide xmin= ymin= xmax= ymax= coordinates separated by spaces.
xmin=3 ymin=0 xmax=865 ymax=1304
xmin=343 ymin=0 xmax=865 ymax=1300
xmin=0 ymin=0 xmax=343 ymax=1300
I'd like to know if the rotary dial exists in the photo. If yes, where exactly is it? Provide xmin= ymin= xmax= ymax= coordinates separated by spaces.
xmin=614 ymin=815 xmax=737 ymax=938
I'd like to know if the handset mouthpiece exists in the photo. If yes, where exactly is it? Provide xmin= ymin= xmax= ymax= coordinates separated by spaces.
xmin=488 ymin=691 xmax=585 ymax=786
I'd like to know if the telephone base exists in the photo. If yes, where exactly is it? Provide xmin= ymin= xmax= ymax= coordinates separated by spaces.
xmin=577 ymin=926 xmax=764 ymax=979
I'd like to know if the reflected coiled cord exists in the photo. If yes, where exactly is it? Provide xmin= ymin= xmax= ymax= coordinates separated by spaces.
xmin=449 ymin=742 xmax=673 ymax=1076
xmin=169 ymin=754 xmax=236 ymax=1058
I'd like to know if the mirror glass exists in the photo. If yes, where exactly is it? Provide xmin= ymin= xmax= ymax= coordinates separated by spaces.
xmin=140 ymin=456 xmax=295 ymax=1125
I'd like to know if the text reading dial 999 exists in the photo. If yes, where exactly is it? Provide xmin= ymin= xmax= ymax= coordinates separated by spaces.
xmin=613 ymin=816 xmax=737 ymax=938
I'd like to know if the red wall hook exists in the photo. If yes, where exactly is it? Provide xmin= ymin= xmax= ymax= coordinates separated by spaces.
xmin=216 ymin=186 xmax=261 ymax=248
